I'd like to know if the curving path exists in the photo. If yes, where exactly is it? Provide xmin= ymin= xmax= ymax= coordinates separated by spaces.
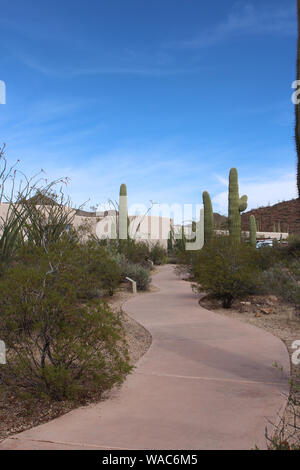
xmin=0 ymin=265 xmax=290 ymax=450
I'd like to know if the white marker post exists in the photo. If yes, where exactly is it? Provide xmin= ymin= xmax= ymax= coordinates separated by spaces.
xmin=126 ymin=277 xmax=137 ymax=294
xmin=0 ymin=340 xmax=6 ymax=364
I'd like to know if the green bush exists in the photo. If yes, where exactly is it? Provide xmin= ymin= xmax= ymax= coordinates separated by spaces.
xmin=265 ymin=370 xmax=300 ymax=450
xmin=120 ymin=240 xmax=150 ymax=265
xmin=124 ymin=262 xmax=151 ymax=290
xmin=192 ymin=237 xmax=262 ymax=308
xmin=0 ymin=242 xmax=131 ymax=401
xmin=149 ymin=242 xmax=167 ymax=265
xmin=254 ymin=245 xmax=280 ymax=271
xmin=261 ymin=260 xmax=300 ymax=305
xmin=284 ymin=235 xmax=300 ymax=259
xmin=17 ymin=239 xmax=122 ymax=297
xmin=111 ymin=251 xmax=151 ymax=291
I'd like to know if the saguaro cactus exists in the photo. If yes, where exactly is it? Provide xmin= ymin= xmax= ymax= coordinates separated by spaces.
xmin=296 ymin=0 xmax=300 ymax=197
xmin=203 ymin=191 xmax=214 ymax=244
xmin=249 ymin=215 xmax=256 ymax=248
xmin=278 ymin=221 xmax=281 ymax=233
xmin=119 ymin=183 xmax=128 ymax=240
xmin=228 ymin=168 xmax=248 ymax=243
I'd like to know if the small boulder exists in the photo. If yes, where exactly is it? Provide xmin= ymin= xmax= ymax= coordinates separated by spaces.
xmin=265 ymin=295 xmax=278 ymax=305
xmin=261 ymin=307 xmax=272 ymax=315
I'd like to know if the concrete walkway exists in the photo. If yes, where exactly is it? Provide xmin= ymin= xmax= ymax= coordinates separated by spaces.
xmin=0 ymin=265 xmax=290 ymax=450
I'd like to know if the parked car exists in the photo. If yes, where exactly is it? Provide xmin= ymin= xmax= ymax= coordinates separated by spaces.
xmin=256 ymin=240 xmax=273 ymax=249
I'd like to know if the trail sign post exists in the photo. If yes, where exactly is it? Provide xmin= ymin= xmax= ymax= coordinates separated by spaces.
xmin=0 ymin=340 xmax=6 ymax=364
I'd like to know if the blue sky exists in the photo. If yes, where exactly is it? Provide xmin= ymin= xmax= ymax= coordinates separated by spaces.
xmin=0 ymin=0 xmax=298 ymax=218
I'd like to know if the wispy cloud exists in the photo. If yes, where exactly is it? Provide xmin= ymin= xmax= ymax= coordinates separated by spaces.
xmin=18 ymin=53 xmax=202 ymax=78
xmin=4 ymin=139 xmax=224 ymax=211
xmin=3 ymin=129 xmax=297 ymax=222
xmin=167 ymin=3 xmax=296 ymax=50
xmin=213 ymin=170 xmax=297 ymax=214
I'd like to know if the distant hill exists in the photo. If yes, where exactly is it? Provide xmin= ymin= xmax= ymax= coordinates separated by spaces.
xmin=241 ymin=199 xmax=300 ymax=234
xmin=213 ymin=212 xmax=228 ymax=230
xmin=25 ymin=193 xmax=58 ymax=206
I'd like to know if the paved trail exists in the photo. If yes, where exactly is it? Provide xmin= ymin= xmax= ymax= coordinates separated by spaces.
xmin=0 ymin=265 xmax=290 ymax=450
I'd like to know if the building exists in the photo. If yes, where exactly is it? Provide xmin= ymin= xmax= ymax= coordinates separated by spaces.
xmin=0 ymin=202 xmax=173 ymax=248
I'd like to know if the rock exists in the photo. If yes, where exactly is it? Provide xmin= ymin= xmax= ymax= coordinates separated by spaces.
xmin=265 ymin=295 xmax=278 ymax=305
xmin=261 ymin=308 xmax=272 ymax=315
xmin=255 ymin=313 xmax=261 ymax=318
xmin=241 ymin=301 xmax=251 ymax=305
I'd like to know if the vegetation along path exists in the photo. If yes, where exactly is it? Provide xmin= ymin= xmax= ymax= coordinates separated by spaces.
xmin=0 ymin=265 xmax=290 ymax=450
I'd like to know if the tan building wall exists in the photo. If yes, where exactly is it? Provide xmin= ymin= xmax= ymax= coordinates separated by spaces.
xmin=96 ymin=214 xmax=172 ymax=248
xmin=0 ymin=204 xmax=172 ymax=247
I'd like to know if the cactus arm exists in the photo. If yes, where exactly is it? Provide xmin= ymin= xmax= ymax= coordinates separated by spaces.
xmin=228 ymin=168 xmax=248 ymax=243
xmin=239 ymin=195 xmax=248 ymax=213
xmin=202 ymin=191 xmax=214 ymax=244
xmin=228 ymin=168 xmax=240 ymax=243
xmin=249 ymin=215 xmax=256 ymax=248
xmin=119 ymin=183 xmax=128 ymax=240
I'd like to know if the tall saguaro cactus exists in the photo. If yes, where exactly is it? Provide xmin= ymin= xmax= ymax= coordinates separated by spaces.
xmin=296 ymin=0 xmax=300 ymax=197
xmin=119 ymin=183 xmax=128 ymax=240
xmin=203 ymin=191 xmax=214 ymax=244
xmin=228 ymin=168 xmax=248 ymax=243
xmin=249 ymin=215 xmax=256 ymax=248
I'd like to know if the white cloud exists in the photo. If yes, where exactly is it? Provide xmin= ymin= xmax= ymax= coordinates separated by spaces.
xmin=168 ymin=3 xmax=296 ymax=50
xmin=213 ymin=171 xmax=297 ymax=215
xmin=6 ymin=142 xmax=214 ymax=211
xmin=17 ymin=53 xmax=201 ymax=78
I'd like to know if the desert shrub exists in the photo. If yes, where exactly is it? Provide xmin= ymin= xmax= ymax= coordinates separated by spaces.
xmin=85 ymin=242 xmax=122 ymax=296
xmin=112 ymin=257 xmax=151 ymax=290
xmin=177 ymin=247 xmax=200 ymax=275
xmin=192 ymin=237 xmax=262 ymax=308
xmin=261 ymin=260 xmax=300 ymax=305
xmin=282 ymin=235 xmax=300 ymax=259
xmin=17 ymin=239 xmax=122 ymax=298
xmin=18 ymin=189 xmax=75 ymax=248
xmin=120 ymin=240 xmax=150 ymax=265
xmin=166 ymin=255 xmax=178 ymax=264
xmin=0 ymin=245 xmax=131 ymax=401
xmin=122 ymin=262 xmax=151 ymax=291
xmin=254 ymin=245 xmax=280 ymax=271
xmin=149 ymin=242 xmax=167 ymax=265
xmin=110 ymin=252 xmax=128 ymax=276
xmin=265 ymin=371 xmax=300 ymax=450
xmin=0 ymin=146 xmax=74 ymax=268
xmin=110 ymin=250 xmax=151 ymax=291
xmin=111 ymin=252 xmax=152 ymax=291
